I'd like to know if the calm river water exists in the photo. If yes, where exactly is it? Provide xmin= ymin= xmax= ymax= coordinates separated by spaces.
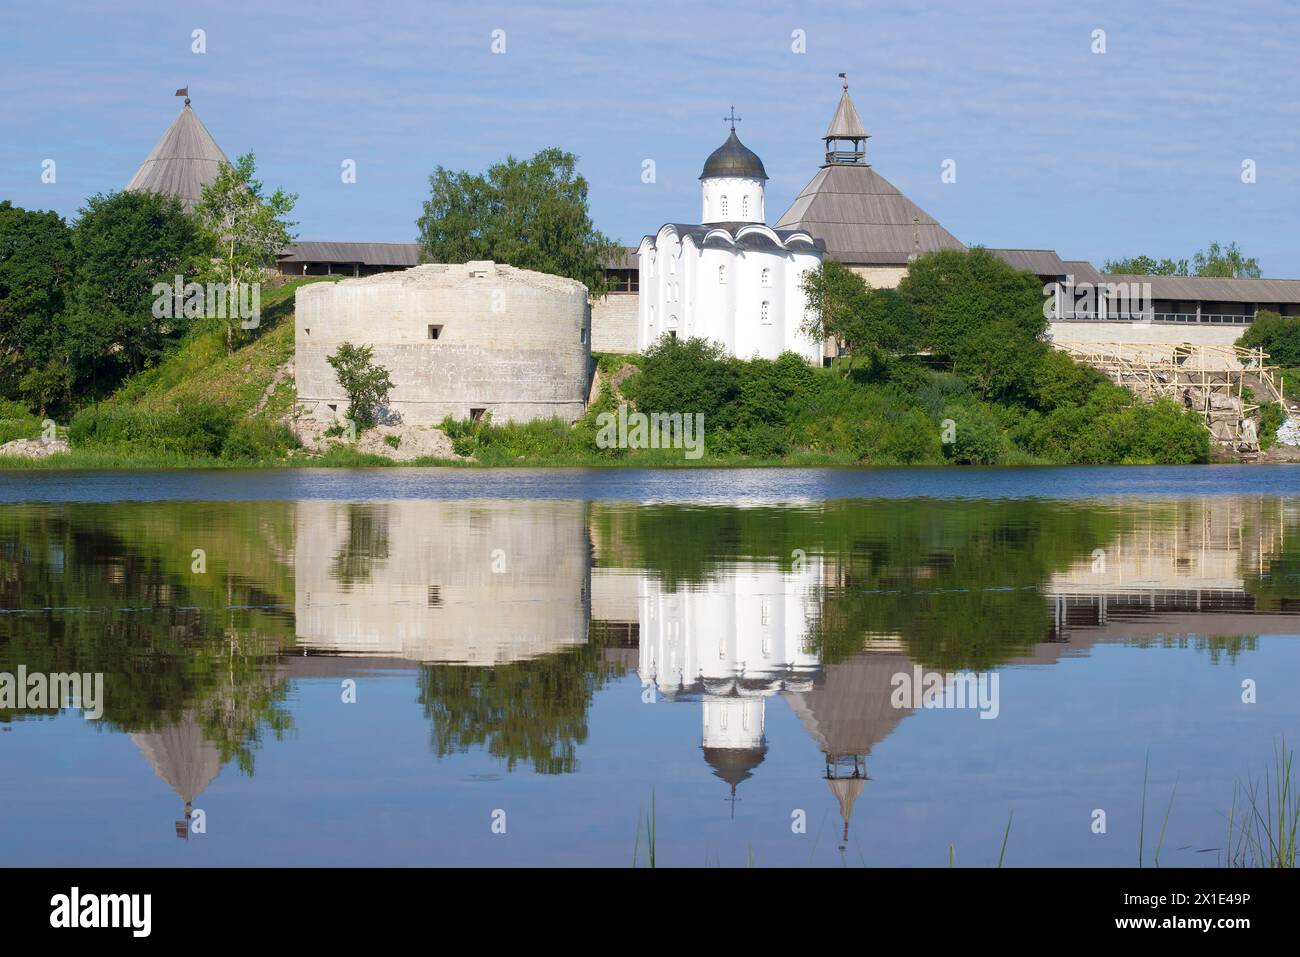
xmin=1 ymin=466 xmax=1298 ymax=866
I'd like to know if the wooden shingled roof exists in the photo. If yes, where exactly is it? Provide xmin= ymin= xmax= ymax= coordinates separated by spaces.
xmin=774 ymin=164 xmax=966 ymax=266
xmin=125 ymin=104 xmax=231 ymax=213
xmin=277 ymin=241 xmax=423 ymax=266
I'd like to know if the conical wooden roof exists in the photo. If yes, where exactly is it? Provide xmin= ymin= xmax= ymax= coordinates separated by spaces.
xmin=125 ymin=104 xmax=231 ymax=213
xmin=785 ymin=652 xmax=914 ymax=761
xmin=131 ymin=712 xmax=224 ymax=804
xmin=774 ymin=164 xmax=965 ymax=265
xmin=825 ymin=90 xmax=868 ymax=140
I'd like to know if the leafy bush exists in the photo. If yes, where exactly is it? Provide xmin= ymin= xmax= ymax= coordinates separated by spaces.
xmin=897 ymin=248 xmax=1049 ymax=403
xmin=1041 ymin=391 xmax=1208 ymax=464
xmin=0 ymin=398 xmax=42 ymax=444
xmin=69 ymin=400 xmax=238 ymax=457
xmin=1259 ymin=402 xmax=1286 ymax=450
xmin=441 ymin=413 xmax=495 ymax=457
xmin=220 ymin=418 xmax=299 ymax=460
xmin=623 ymin=336 xmax=740 ymax=428
xmin=1239 ymin=311 xmax=1300 ymax=367
xmin=1030 ymin=349 xmax=1108 ymax=411
xmin=940 ymin=401 xmax=1005 ymax=464
xmin=326 ymin=342 xmax=394 ymax=429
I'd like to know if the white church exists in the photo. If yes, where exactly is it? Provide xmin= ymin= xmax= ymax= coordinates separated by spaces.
xmin=636 ymin=111 xmax=826 ymax=362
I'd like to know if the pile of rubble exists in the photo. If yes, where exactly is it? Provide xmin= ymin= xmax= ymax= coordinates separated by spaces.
xmin=0 ymin=436 xmax=70 ymax=459
xmin=1274 ymin=416 xmax=1300 ymax=447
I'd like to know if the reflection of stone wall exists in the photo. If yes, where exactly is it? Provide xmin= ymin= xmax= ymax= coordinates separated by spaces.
xmin=591 ymin=568 xmax=640 ymax=624
xmin=1048 ymin=497 xmax=1285 ymax=595
xmin=295 ymin=500 xmax=590 ymax=665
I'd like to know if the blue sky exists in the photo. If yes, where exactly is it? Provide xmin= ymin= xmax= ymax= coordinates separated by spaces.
xmin=2 ymin=0 xmax=1298 ymax=274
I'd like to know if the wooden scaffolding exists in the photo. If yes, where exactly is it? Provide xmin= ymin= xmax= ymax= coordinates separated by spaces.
xmin=1053 ymin=341 xmax=1287 ymax=455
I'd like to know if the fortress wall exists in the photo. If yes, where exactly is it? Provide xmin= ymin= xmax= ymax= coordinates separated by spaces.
xmin=1049 ymin=320 xmax=1244 ymax=349
xmin=590 ymin=293 xmax=639 ymax=353
xmin=295 ymin=262 xmax=592 ymax=425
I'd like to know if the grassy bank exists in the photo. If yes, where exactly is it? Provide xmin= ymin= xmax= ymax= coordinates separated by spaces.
xmin=0 ymin=275 xmax=1218 ymax=471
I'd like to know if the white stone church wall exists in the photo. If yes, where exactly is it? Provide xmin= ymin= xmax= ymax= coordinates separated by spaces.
xmin=701 ymin=175 xmax=765 ymax=224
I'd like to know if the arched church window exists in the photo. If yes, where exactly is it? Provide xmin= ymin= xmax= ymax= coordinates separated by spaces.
xmin=742 ymin=196 xmax=750 ymax=219
xmin=761 ymin=300 xmax=771 ymax=325
xmin=761 ymin=267 xmax=771 ymax=287
xmin=718 ymin=264 xmax=727 ymax=284
xmin=720 ymin=195 xmax=728 ymax=218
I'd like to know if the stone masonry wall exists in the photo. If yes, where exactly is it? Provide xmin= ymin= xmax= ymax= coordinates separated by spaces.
xmin=296 ymin=262 xmax=592 ymax=425
xmin=590 ymin=292 xmax=639 ymax=353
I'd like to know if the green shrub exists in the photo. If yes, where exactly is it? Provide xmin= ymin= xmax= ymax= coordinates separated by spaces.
xmin=1030 ymin=349 xmax=1108 ymax=411
xmin=940 ymin=401 xmax=1005 ymax=464
xmin=911 ymin=372 xmax=971 ymax=420
xmin=0 ymin=398 xmax=42 ymax=444
xmin=1061 ymin=396 xmax=1208 ymax=464
xmin=220 ymin=418 xmax=299 ymax=460
xmin=326 ymin=342 xmax=394 ymax=429
xmin=69 ymin=401 xmax=237 ymax=457
xmin=1259 ymin=402 xmax=1286 ymax=450
xmin=1239 ymin=311 xmax=1300 ymax=367
xmin=732 ymin=422 xmax=788 ymax=458
xmin=625 ymin=336 xmax=740 ymax=429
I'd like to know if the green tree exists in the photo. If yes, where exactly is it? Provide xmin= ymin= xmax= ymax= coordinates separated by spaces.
xmin=623 ymin=335 xmax=740 ymax=430
xmin=0 ymin=201 xmax=75 ymax=411
xmin=1193 ymin=240 xmax=1260 ymax=278
xmin=326 ymin=342 xmax=394 ymax=430
xmin=1103 ymin=254 xmax=1189 ymax=276
xmin=1239 ymin=310 xmax=1300 ymax=366
xmin=897 ymin=247 xmax=1049 ymax=402
xmin=800 ymin=262 xmax=921 ymax=375
xmin=1104 ymin=243 xmax=1259 ymax=278
xmin=799 ymin=259 xmax=867 ymax=366
xmin=416 ymin=147 xmax=617 ymax=296
xmin=67 ymin=190 xmax=206 ymax=395
xmin=195 ymin=152 xmax=298 ymax=354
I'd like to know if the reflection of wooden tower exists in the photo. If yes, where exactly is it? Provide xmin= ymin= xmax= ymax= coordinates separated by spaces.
xmin=786 ymin=652 xmax=914 ymax=851
xmin=828 ymin=774 xmax=866 ymax=851
xmin=130 ymin=712 xmax=223 ymax=840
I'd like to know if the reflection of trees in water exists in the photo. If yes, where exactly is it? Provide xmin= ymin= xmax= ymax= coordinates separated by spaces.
xmin=0 ymin=503 xmax=294 ymax=777
xmin=1121 ymin=633 xmax=1258 ymax=663
xmin=416 ymin=621 xmax=631 ymax=774
xmin=1240 ymin=498 xmax=1300 ymax=612
xmin=329 ymin=504 xmax=391 ymax=591
xmin=598 ymin=497 xmax=1300 ymax=671
xmin=597 ymin=500 xmax=1128 ymax=671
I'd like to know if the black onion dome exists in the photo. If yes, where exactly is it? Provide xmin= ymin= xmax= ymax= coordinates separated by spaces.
xmin=700 ymin=130 xmax=768 ymax=181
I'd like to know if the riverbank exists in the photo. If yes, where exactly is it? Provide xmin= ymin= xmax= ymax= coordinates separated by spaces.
xmin=0 ymin=275 xmax=1248 ymax=471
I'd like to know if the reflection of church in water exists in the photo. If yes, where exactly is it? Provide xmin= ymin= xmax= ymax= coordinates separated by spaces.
xmin=628 ymin=556 xmax=912 ymax=841
xmin=128 ymin=496 xmax=1297 ymax=843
